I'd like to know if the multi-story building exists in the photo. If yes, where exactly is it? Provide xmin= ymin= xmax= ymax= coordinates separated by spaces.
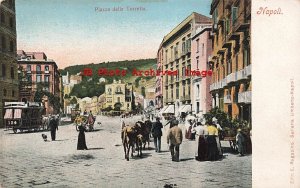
xmin=191 ymin=25 xmax=213 ymax=116
xmin=17 ymin=50 xmax=62 ymax=115
xmin=105 ymin=80 xmax=133 ymax=112
xmin=0 ymin=0 xmax=18 ymax=127
xmin=159 ymin=12 xmax=212 ymax=116
xmin=209 ymin=0 xmax=251 ymax=122
xmin=155 ymin=40 xmax=164 ymax=110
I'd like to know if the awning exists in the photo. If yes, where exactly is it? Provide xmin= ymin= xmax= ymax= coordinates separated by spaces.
xmin=179 ymin=105 xmax=192 ymax=113
xmin=4 ymin=109 xmax=13 ymax=119
xmin=162 ymin=105 xmax=175 ymax=114
xmin=14 ymin=109 xmax=22 ymax=119
xmin=158 ymin=106 xmax=168 ymax=115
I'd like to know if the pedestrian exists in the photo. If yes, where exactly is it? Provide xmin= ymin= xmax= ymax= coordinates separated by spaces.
xmin=212 ymin=117 xmax=223 ymax=157
xmin=151 ymin=117 xmax=163 ymax=152
xmin=167 ymin=120 xmax=182 ymax=162
xmin=236 ymin=128 xmax=245 ymax=156
xmin=77 ymin=124 xmax=88 ymax=150
xmin=206 ymin=122 xmax=219 ymax=161
xmin=49 ymin=115 xmax=58 ymax=141
xmin=193 ymin=121 xmax=208 ymax=161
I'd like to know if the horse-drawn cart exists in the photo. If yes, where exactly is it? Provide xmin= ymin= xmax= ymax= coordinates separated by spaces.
xmin=4 ymin=102 xmax=46 ymax=133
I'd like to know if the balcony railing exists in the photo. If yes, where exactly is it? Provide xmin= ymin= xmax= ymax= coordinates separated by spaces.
xmin=220 ymin=78 xmax=227 ymax=88
xmin=237 ymin=64 xmax=251 ymax=81
xmin=224 ymin=95 xmax=232 ymax=104
xmin=238 ymin=91 xmax=251 ymax=104
xmin=226 ymin=72 xmax=236 ymax=84
xmin=245 ymin=64 xmax=251 ymax=77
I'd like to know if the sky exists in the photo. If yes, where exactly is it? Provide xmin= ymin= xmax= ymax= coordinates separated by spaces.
xmin=16 ymin=0 xmax=211 ymax=68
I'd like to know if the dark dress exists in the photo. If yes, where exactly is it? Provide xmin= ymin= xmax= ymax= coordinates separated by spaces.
xmin=197 ymin=135 xmax=208 ymax=161
xmin=77 ymin=125 xmax=88 ymax=150
xmin=207 ymin=135 xmax=218 ymax=161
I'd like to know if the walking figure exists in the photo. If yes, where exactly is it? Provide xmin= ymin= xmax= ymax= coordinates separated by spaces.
xmin=167 ymin=120 xmax=182 ymax=162
xmin=49 ymin=115 xmax=58 ymax=141
xmin=151 ymin=117 xmax=163 ymax=152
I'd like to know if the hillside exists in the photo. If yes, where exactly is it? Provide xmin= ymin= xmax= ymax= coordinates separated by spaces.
xmin=61 ymin=59 xmax=157 ymax=98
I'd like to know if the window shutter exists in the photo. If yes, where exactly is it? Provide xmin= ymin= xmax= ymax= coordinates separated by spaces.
xmin=232 ymin=7 xmax=238 ymax=24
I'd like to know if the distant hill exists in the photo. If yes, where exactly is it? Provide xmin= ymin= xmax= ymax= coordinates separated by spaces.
xmin=61 ymin=58 xmax=157 ymax=98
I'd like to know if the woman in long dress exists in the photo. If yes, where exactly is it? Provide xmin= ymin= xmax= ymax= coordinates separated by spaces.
xmin=77 ymin=125 xmax=88 ymax=150
xmin=193 ymin=122 xmax=208 ymax=161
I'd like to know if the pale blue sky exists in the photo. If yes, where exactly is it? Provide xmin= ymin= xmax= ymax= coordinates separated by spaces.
xmin=16 ymin=0 xmax=211 ymax=68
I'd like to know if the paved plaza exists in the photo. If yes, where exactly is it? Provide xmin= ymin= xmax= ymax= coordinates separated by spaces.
xmin=0 ymin=116 xmax=251 ymax=188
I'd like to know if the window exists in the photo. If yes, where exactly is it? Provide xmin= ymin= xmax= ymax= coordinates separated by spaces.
xmin=213 ymin=9 xmax=218 ymax=24
xmin=0 ymin=13 xmax=5 ymax=24
xmin=27 ymin=75 xmax=32 ymax=82
xmin=9 ymin=17 xmax=14 ymax=28
xmin=117 ymin=97 xmax=120 ymax=103
xmin=2 ymin=64 xmax=6 ymax=78
xmin=36 ymin=65 xmax=41 ymax=72
xmin=182 ymin=67 xmax=185 ymax=78
xmin=196 ymin=39 xmax=199 ymax=52
xmin=182 ymin=41 xmax=186 ymax=54
xmin=243 ymin=48 xmax=250 ymax=68
xmin=10 ymin=66 xmax=14 ymax=79
xmin=26 ymin=65 xmax=31 ymax=72
xmin=196 ymin=58 xmax=199 ymax=69
xmin=197 ymin=85 xmax=200 ymax=97
xmin=9 ymin=41 xmax=14 ymax=52
xmin=235 ymin=54 xmax=239 ymax=72
xmin=44 ymin=75 xmax=50 ymax=83
xmin=36 ymin=75 xmax=42 ymax=83
xmin=227 ymin=59 xmax=232 ymax=75
xmin=108 ymin=88 xmax=112 ymax=95
xmin=1 ymin=36 xmax=6 ymax=50
xmin=176 ymin=85 xmax=179 ymax=99
xmin=232 ymin=7 xmax=238 ymax=25
xmin=45 ymin=65 xmax=49 ymax=72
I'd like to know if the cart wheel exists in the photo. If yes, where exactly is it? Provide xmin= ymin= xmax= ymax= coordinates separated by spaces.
xmin=13 ymin=128 xmax=17 ymax=133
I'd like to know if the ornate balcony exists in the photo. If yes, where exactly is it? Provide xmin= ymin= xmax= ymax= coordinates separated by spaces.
xmin=226 ymin=72 xmax=236 ymax=85
xmin=224 ymin=95 xmax=231 ymax=104
xmin=238 ymin=91 xmax=251 ymax=104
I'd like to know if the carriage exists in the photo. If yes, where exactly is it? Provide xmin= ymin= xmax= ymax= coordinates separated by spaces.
xmin=4 ymin=102 xmax=46 ymax=133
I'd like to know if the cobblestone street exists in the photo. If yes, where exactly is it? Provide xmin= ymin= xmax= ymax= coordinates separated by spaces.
xmin=0 ymin=116 xmax=251 ymax=188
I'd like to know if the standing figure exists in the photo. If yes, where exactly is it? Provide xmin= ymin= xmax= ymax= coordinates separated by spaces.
xmin=167 ymin=120 xmax=182 ymax=162
xmin=236 ymin=128 xmax=245 ymax=156
xmin=49 ymin=115 xmax=58 ymax=141
xmin=77 ymin=125 xmax=88 ymax=150
xmin=206 ymin=123 xmax=219 ymax=161
xmin=193 ymin=121 xmax=208 ymax=161
xmin=212 ymin=117 xmax=223 ymax=157
xmin=151 ymin=117 xmax=163 ymax=152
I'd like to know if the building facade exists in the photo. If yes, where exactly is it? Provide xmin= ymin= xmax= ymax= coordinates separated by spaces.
xmin=0 ymin=0 xmax=18 ymax=127
xmin=105 ymin=80 xmax=133 ymax=112
xmin=191 ymin=26 xmax=213 ymax=116
xmin=17 ymin=51 xmax=61 ymax=115
xmin=160 ymin=12 xmax=212 ymax=116
xmin=155 ymin=40 xmax=164 ymax=110
xmin=209 ymin=0 xmax=251 ymax=122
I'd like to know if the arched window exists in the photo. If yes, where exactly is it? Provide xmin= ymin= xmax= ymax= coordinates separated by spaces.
xmin=36 ymin=65 xmax=41 ymax=72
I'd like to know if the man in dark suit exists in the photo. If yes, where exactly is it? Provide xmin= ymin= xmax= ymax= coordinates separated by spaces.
xmin=49 ymin=115 xmax=58 ymax=141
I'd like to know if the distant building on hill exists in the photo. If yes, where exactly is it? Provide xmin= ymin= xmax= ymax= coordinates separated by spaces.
xmin=105 ymin=80 xmax=133 ymax=112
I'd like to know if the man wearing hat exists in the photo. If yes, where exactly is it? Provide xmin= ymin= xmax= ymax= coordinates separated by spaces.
xmin=167 ymin=119 xmax=182 ymax=162
xmin=49 ymin=115 xmax=58 ymax=141
xmin=151 ymin=117 xmax=163 ymax=152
